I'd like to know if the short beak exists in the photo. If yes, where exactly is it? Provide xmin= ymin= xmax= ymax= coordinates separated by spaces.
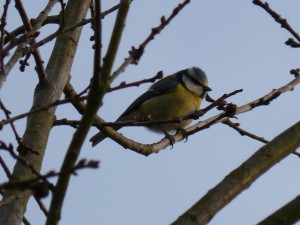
xmin=205 ymin=86 xmax=212 ymax=92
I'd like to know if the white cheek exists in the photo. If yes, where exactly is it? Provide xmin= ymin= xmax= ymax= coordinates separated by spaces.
xmin=187 ymin=82 xmax=203 ymax=96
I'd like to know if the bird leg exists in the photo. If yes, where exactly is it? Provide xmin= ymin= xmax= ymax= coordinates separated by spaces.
xmin=159 ymin=127 xmax=175 ymax=148
xmin=176 ymin=128 xmax=188 ymax=142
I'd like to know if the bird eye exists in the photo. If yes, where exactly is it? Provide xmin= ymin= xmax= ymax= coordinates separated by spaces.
xmin=184 ymin=73 xmax=201 ymax=85
xmin=189 ymin=76 xmax=207 ymax=88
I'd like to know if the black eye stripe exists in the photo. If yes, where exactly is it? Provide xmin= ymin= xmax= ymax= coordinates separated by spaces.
xmin=184 ymin=73 xmax=206 ymax=88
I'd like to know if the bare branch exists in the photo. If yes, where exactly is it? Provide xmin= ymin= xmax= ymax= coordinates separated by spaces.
xmin=222 ymin=119 xmax=269 ymax=144
xmin=0 ymin=0 xmax=11 ymax=75
xmin=171 ymin=121 xmax=300 ymax=225
xmin=0 ymin=95 xmax=87 ymax=129
xmin=257 ymin=195 xmax=300 ymax=225
xmin=110 ymin=0 xmax=191 ymax=82
xmin=3 ymin=1 xmax=125 ymax=46
xmin=236 ymin=74 xmax=300 ymax=114
xmin=0 ymin=141 xmax=42 ymax=178
xmin=290 ymin=68 xmax=300 ymax=77
xmin=0 ymin=154 xmax=48 ymax=217
xmin=14 ymin=0 xmax=48 ymax=83
xmin=46 ymin=0 xmax=130 ymax=224
xmin=149 ymin=75 xmax=300 ymax=154
xmin=0 ymin=158 xmax=99 ymax=191
xmin=253 ymin=0 xmax=300 ymax=47
xmin=67 ymin=73 xmax=299 ymax=155
xmin=0 ymin=155 xmax=11 ymax=179
xmin=1 ymin=0 xmax=60 ymax=89
xmin=0 ymin=1 xmax=92 ymax=224
xmin=0 ymin=100 xmax=22 ymax=144
xmin=109 ymin=70 xmax=163 ymax=92
xmin=54 ymin=89 xmax=241 ymax=129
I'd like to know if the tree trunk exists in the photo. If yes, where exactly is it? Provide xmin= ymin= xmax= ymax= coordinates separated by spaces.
xmin=0 ymin=1 xmax=91 ymax=225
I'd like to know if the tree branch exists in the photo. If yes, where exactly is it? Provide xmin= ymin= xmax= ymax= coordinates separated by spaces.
xmin=97 ymin=75 xmax=300 ymax=155
xmin=14 ymin=0 xmax=49 ymax=83
xmin=0 ymin=1 xmax=91 ymax=224
xmin=0 ymin=96 xmax=86 ymax=129
xmin=253 ymin=0 xmax=300 ymax=47
xmin=0 ymin=0 xmax=11 ymax=75
xmin=110 ymin=0 xmax=191 ymax=82
xmin=3 ymin=1 xmax=128 ymax=46
xmin=171 ymin=121 xmax=300 ymax=225
xmin=257 ymin=194 xmax=300 ymax=225
xmin=0 ymin=150 xmax=48 ymax=217
xmin=46 ymin=1 xmax=130 ymax=224
xmin=109 ymin=70 xmax=163 ymax=92
xmin=222 ymin=119 xmax=269 ymax=143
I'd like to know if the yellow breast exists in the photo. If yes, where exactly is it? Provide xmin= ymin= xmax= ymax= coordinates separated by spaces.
xmin=131 ymin=84 xmax=202 ymax=131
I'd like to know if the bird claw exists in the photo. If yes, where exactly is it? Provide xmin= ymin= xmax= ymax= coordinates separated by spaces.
xmin=163 ymin=132 xmax=175 ymax=149
xmin=162 ymin=128 xmax=189 ymax=149
xmin=176 ymin=128 xmax=188 ymax=142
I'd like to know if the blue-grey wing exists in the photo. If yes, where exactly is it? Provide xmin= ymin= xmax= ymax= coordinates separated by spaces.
xmin=117 ymin=75 xmax=179 ymax=121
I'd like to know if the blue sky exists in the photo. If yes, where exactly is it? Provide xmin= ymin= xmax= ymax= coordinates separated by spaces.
xmin=1 ymin=1 xmax=300 ymax=225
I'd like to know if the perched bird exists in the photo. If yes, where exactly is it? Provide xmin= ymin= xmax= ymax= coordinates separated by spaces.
xmin=90 ymin=67 xmax=211 ymax=147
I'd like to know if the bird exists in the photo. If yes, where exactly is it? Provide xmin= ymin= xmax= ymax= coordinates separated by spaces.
xmin=90 ymin=67 xmax=211 ymax=147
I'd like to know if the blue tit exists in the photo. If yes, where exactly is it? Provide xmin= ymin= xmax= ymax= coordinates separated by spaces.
xmin=90 ymin=67 xmax=211 ymax=147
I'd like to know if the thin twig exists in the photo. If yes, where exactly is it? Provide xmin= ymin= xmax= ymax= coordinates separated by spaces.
xmin=5 ymin=1 xmax=131 ymax=56
xmin=3 ymin=16 xmax=58 ymax=45
xmin=290 ymin=68 xmax=300 ymax=78
xmin=0 ymin=95 xmax=87 ymax=129
xmin=2 ymin=32 xmax=37 ymax=57
xmin=188 ymin=103 xmax=238 ymax=136
xmin=55 ymin=89 xmax=242 ymax=129
xmin=236 ymin=75 xmax=300 ymax=114
xmin=1 ymin=0 xmax=59 ymax=86
xmin=1 ymin=1 xmax=133 ymax=89
xmin=3 ymin=2 xmax=126 ymax=46
xmin=0 ymin=155 xmax=12 ymax=178
xmin=0 ymin=154 xmax=48 ymax=216
xmin=2 ymin=0 xmax=60 ymax=57
xmin=0 ymin=158 xmax=99 ymax=191
xmin=14 ymin=0 xmax=48 ymax=83
xmin=223 ymin=119 xmax=300 ymax=157
xmin=109 ymin=70 xmax=163 ymax=92
xmin=85 ymin=74 xmax=299 ymax=155
xmin=110 ymin=0 xmax=191 ymax=82
xmin=0 ymin=141 xmax=43 ymax=179
xmin=253 ymin=0 xmax=300 ymax=47
xmin=21 ymin=0 xmax=65 ymax=57
xmin=0 ymin=100 xmax=22 ymax=144
xmin=0 ymin=0 xmax=11 ymax=75
xmin=222 ymin=118 xmax=300 ymax=157
xmin=223 ymin=119 xmax=269 ymax=143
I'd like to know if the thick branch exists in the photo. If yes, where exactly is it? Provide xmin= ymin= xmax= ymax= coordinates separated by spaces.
xmin=257 ymin=194 xmax=300 ymax=225
xmin=171 ymin=121 xmax=300 ymax=225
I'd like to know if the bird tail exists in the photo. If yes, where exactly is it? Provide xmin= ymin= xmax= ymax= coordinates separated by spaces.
xmin=90 ymin=126 xmax=121 ymax=147
xmin=90 ymin=132 xmax=107 ymax=147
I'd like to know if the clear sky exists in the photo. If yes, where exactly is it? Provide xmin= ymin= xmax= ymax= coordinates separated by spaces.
xmin=1 ymin=1 xmax=300 ymax=225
